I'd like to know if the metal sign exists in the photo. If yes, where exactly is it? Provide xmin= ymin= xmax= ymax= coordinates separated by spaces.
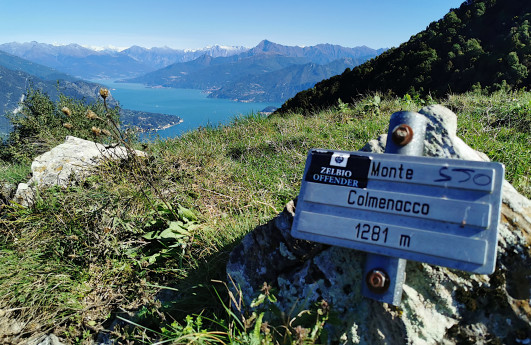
xmin=291 ymin=149 xmax=505 ymax=274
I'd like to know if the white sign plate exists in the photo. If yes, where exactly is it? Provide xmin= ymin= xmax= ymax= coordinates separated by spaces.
xmin=291 ymin=149 xmax=505 ymax=274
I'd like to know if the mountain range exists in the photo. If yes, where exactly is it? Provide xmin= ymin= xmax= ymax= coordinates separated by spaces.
xmin=0 ymin=42 xmax=248 ymax=80
xmin=208 ymin=58 xmax=359 ymax=103
xmin=0 ymin=40 xmax=386 ymax=104
xmin=122 ymin=40 xmax=386 ymax=102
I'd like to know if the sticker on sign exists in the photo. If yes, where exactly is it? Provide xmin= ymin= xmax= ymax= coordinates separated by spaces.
xmin=291 ymin=149 xmax=505 ymax=274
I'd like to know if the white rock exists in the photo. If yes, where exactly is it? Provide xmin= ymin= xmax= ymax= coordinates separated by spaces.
xmin=13 ymin=183 xmax=35 ymax=207
xmin=13 ymin=136 xmax=146 ymax=207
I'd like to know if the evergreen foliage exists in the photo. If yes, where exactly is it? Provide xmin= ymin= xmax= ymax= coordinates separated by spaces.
xmin=278 ymin=0 xmax=531 ymax=114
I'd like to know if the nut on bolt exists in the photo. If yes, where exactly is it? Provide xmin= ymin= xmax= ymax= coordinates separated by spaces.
xmin=392 ymin=124 xmax=414 ymax=146
xmin=366 ymin=269 xmax=390 ymax=294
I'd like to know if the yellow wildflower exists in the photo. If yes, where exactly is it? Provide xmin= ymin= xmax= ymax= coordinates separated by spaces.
xmin=91 ymin=126 xmax=102 ymax=136
xmin=86 ymin=109 xmax=100 ymax=120
xmin=61 ymin=107 xmax=72 ymax=116
xmin=99 ymin=88 xmax=110 ymax=99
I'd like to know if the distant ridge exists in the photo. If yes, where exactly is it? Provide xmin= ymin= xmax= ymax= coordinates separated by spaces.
xmin=121 ymin=44 xmax=248 ymax=69
xmin=122 ymin=40 xmax=386 ymax=102
xmin=278 ymin=0 xmax=531 ymax=114
xmin=122 ymin=53 xmax=311 ymax=90
xmin=209 ymin=58 xmax=360 ymax=102
xmin=0 ymin=39 xmax=388 ymax=104
xmin=245 ymin=39 xmax=387 ymax=64
xmin=0 ymin=42 xmax=249 ymax=79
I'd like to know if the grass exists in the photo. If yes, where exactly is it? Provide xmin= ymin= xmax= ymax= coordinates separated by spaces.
xmin=0 ymin=90 xmax=529 ymax=343
xmin=446 ymin=90 xmax=531 ymax=196
xmin=0 ymin=161 xmax=31 ymax=186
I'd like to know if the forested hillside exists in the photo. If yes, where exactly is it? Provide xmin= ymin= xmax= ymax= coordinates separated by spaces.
xmin=279 ymin=0 xmax=530 ymax=113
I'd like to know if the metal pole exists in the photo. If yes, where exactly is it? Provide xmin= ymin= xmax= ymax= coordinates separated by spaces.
xmin=361 ymin=111 xmax=428 ymax=305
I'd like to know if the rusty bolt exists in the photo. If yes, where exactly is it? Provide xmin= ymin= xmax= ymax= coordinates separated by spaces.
xmin=391 ymin=124 xmax=414 ymax=146
xmin=366 ymin=269 xmax=390 ymax=294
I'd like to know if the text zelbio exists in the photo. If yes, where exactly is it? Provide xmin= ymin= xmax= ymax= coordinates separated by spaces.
xmin=347 ymin=190 xmax=430 ymax=215
xmin=312 ymin=166 xmax=360 ymax=187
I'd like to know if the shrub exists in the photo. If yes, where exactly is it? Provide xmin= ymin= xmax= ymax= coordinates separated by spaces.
xmin=1 ymin=87 xmax=122 ymax=162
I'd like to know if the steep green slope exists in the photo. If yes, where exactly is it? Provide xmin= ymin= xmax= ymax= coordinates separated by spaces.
xmin=279 ymin=0 xmax=531 ymax=114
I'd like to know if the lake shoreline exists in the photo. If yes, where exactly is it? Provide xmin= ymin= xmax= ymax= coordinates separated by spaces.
xmin=97 ymin=81 xmax=280 ymax=139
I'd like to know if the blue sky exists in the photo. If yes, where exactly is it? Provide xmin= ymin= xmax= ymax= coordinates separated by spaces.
xmin=0 ymin=0 xmax=464 ymax=50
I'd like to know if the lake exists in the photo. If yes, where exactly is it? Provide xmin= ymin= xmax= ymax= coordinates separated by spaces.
xmin=96 ymin=80 xmax=281 ymax=139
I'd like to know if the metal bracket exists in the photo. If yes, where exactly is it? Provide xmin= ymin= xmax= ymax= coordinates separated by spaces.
xmin=361 ymin=111 xmax=427 ymax=305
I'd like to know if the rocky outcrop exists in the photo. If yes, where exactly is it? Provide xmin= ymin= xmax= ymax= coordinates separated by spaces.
xmin=227 ymin=105 xmax=531 ymax=344
xmin=0 ymin=182 xmax=17 ymax=206
xmin=13 ymin=136 xmax=145 ymax=207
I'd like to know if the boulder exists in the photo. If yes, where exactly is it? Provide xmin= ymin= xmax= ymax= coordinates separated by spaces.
xmin=13 ymin=136 xmax=146 ymax=207
xmin=12 ymin=183 xmax=34 ymax=207
xmin=0 ymin=182 xmax=17 ymax=205
xmin=227 ymin=105 xmax=531 ymax=344
xmin=28 ymin=334 xmax=65 ymax=345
